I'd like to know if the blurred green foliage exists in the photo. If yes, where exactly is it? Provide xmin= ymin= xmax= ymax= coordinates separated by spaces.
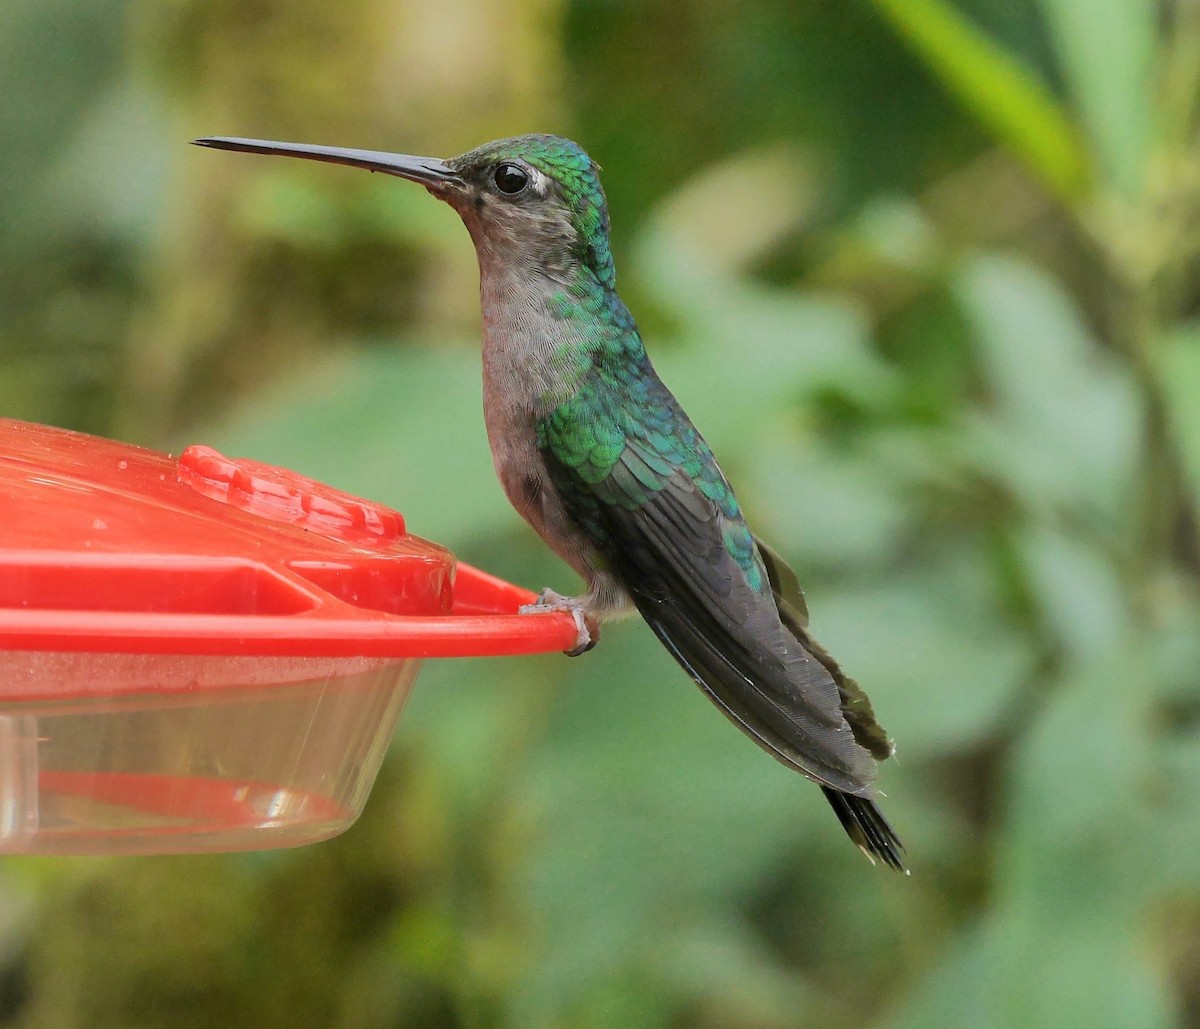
xmin=3 ymin=0 xmax=1200 ymax=1026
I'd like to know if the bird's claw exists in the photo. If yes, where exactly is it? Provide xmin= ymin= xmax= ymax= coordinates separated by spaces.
xmin=519 ymin=589 xmax=599 ymax=656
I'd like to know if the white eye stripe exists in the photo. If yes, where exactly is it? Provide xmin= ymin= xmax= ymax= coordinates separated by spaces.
xmin=526 ymin=166 xmax=548 ymax=195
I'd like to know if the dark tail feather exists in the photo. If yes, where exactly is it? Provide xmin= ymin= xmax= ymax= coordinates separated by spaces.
xmin=822 ymin=788 xmax=908 ymax=874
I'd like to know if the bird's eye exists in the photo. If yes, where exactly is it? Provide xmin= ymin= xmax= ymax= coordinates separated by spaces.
xmin=493 ymin=163 xmax=529 ymax=194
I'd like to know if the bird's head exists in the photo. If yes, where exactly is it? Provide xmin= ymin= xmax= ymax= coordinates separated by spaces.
xmin=193 ymin=133 xmax=615 ymax=287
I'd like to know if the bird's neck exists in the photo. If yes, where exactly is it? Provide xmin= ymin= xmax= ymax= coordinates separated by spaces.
xmin=477 ymin=256 xmax=644 ymax=414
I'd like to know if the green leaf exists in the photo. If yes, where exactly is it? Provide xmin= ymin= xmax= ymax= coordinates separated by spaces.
xmin=1039 ymin=0 xmax=1156 ymax=199
xmin=744 ymin=433 xmax=910 ymax=571
xmin=654 ymin=291 xmax=889 ymax=448
xmin=814 ymin=548 xmax=1028 ymax=757
xmin=631 ymin=146 xmax=897 ymax=458
xmin=884 ymin=909 xmax=1177 ymax=1029
xmin=955 ymin=253 xmax=1140 ymax=523
xmin=869 ymin=0 xmax=1090 ymax=201
xmin=1016 ymin=526 xmax=1129 ymax=659
xmin=887 ymin=652 xmax=1178 ymax=1029
xmin=1001 ymin=648 xmax=1156 ymax=901
xmin=631 ymin=144 xmax=817 ymax=288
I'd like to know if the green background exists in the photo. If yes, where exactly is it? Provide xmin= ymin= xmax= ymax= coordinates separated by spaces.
xmin=2 ymin=0 xmax=1199 ymax=1026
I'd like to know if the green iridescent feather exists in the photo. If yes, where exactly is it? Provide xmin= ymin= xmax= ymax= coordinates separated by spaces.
xmin=534 ymin=283 xmax=765 ymax=592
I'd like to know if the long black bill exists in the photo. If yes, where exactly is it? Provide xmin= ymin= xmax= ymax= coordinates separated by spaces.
xmin=191 ymin=137 xmax=462 ymax=188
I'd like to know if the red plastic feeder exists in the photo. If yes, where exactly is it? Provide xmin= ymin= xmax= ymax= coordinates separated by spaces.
xmin=0 ymin=419 xmax=577 ymax=854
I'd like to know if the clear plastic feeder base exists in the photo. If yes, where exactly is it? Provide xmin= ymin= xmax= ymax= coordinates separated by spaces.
xmin=0 ymin=653 xmax=420 ymax=854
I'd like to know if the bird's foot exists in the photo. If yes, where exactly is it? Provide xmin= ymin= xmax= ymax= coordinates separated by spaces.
xmin=519 ymin=589 xmax=600 ymax=656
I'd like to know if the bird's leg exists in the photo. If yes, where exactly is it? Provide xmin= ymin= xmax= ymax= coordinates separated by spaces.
xmin=519 ymin=589 xmax=601 ymax=656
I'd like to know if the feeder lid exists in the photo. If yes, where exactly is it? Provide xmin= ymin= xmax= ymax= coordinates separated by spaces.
xmin=0 ymin=419 xmax=576 ymax=656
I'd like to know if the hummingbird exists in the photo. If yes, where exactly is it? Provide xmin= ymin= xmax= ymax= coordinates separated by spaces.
xmin=193 ymin=133 xmax=906 ymax=871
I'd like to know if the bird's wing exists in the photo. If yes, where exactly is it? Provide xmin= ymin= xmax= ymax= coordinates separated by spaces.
xmin=537 ymin=375 xmax=879 ymax=794
xmin=754 ymin=534 xmax=894 ymax=762
xmin=754 ymin=533 xmax=809 ymax=628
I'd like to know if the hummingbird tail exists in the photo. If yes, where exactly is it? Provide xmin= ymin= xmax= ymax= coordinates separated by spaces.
xmin=821 ymin=788 xmax=908 ymax=874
